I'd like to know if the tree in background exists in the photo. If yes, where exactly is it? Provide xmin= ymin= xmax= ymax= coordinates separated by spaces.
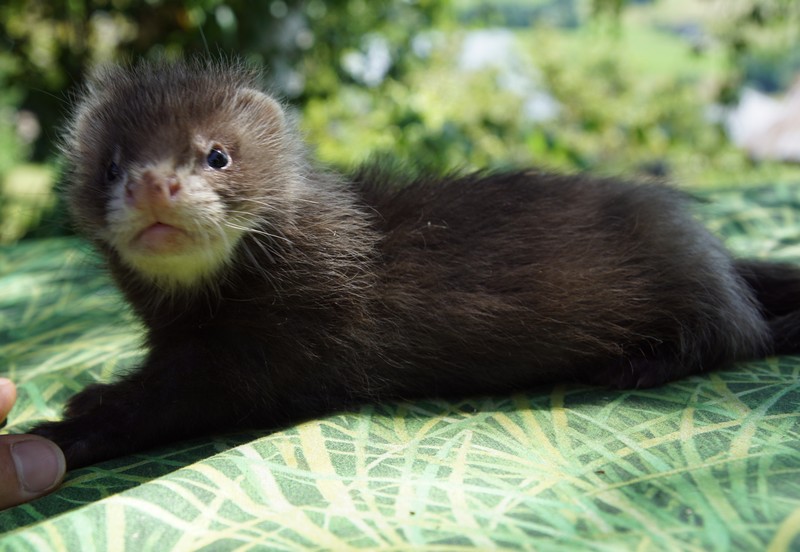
xmin=0 ymin=0 xmax=451 ymax=240
xmin=0 ymin=0 xmax=450 ymax=158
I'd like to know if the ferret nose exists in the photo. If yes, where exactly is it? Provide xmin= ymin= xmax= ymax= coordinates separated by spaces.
xmin=126 ymin=170 xmax=181 ymax=208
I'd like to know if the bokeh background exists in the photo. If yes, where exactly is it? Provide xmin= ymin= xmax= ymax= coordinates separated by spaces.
xmin=1 ymin=0 xmax=799 ymax=245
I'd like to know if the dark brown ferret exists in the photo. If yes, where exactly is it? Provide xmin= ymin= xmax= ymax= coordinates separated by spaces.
xmin=32 ymin=60 xmax=800 ymax=468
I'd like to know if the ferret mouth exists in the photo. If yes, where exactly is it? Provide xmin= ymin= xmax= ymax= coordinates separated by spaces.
xmin=132 ymin=222 xmax=192 ymax=253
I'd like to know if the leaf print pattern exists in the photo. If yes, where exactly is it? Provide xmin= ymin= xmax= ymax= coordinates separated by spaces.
xmin=1 ymin=185 xmax=799 ymax=551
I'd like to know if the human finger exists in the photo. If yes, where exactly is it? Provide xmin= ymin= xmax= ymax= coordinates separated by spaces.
xmin=0 ymin=379 xmax=17 ymax=424
xmin=0 ymin=434 xmax=66 ymax=509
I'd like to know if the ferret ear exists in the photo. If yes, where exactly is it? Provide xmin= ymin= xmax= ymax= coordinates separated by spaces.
xmin=235 ymin=88 xmax=286 ymax=130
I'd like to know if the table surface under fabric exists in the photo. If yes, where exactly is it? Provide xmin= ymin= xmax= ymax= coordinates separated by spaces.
xmin=0 ymin=184 xmax=799 ymax=551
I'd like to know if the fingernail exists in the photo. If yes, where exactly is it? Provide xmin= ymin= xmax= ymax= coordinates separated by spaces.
xmin=11 ymin=440 xmax=66 ymax=493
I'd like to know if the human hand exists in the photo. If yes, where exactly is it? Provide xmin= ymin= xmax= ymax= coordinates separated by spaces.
xmin=0 ymin=378 xmax=66 ymax=509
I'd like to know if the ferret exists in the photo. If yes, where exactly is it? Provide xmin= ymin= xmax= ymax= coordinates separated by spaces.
xmin=31 ymin=59 xmax=800 ymax=469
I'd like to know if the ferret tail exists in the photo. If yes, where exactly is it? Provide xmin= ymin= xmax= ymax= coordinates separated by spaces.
xmin=735 ymin=259 xmax=800 ymax=355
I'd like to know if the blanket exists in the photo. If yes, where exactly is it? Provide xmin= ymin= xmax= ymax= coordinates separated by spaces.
xmin=1 ymin=185 xmax=799 ymax=551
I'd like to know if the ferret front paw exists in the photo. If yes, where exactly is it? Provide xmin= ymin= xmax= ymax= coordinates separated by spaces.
xmin=30 ymin=418 xmax=98 ymax=469
xmin=62 ymin=383 xmax=110 ymax=418
xmin=30 ymin=387 xmax=133 ymax=469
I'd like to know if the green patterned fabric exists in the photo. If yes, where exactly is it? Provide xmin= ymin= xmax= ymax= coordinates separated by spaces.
xmin=1 ymin=185 xmax=799 ymax=551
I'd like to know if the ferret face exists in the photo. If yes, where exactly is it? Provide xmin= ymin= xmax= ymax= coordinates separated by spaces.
xmin=100 ymin=133 xmax=243 ymax=288
xmin=63 ymin=62 xmax=297 ymax=290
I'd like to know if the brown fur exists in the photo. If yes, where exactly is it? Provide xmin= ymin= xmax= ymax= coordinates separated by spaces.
xmin=32 ymin=60 xmax=800 ymax=469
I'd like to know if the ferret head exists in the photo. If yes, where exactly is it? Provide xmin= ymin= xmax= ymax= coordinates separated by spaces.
xmin=62 ymin=59 xmax=301 ymax=290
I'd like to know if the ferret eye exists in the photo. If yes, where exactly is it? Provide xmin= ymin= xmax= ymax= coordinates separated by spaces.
xmin=106 ymin=161 xmax=121 ymax=183
xmin=207 ymin=148 xmax=229 ymax=169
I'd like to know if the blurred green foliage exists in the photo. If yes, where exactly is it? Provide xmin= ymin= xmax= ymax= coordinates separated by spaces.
xmin=0 ymin=0 xmax=799 ymax=243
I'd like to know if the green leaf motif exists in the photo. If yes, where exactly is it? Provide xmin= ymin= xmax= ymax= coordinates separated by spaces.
xmin=1 ymin=185 xmax=799 ymax=550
